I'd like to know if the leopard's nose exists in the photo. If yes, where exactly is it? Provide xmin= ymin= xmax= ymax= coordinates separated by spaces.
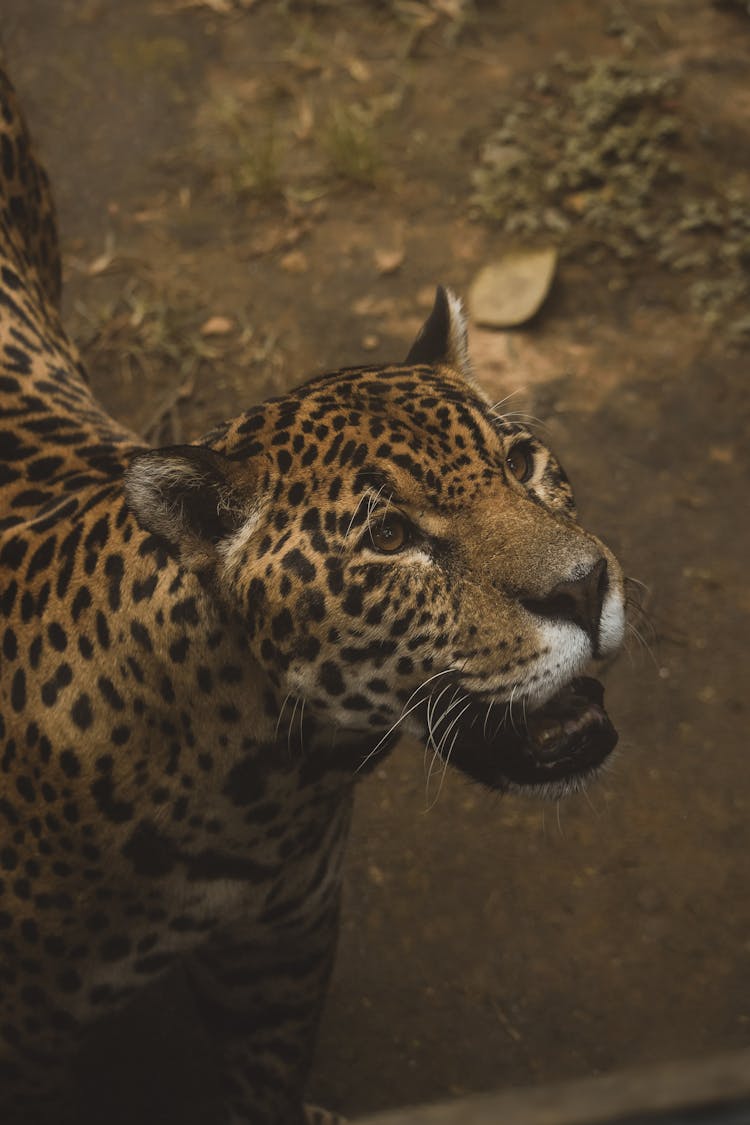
xmin=521 ymin=558 xmax=609 ymax=653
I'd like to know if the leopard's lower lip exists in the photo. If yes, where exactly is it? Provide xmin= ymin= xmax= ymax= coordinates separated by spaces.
xmin=439 ymin=676 xmax=618 ymax=791
xmin=523 ymin=676 xmax=610 ymax=760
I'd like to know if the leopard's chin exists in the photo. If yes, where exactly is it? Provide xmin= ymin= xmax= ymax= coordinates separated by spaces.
xmin=446 ymin=676 xmax=618 ymax=795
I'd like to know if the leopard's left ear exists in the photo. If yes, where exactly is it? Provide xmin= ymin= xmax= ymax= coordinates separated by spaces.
xmin=124 ymin=444 xmax=260 ymax=569
xmin=405 ymin=285 xmax=471 ymax=378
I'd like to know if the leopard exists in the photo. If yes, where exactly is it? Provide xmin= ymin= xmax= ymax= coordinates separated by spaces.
xmin=0 ymin=66 xmax=626 ymax=1125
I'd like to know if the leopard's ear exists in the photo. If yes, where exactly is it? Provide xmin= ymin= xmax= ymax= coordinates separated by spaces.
xmin=124 ymin=445 xmax=257 ymax=564
xmin=405 ymin=285 xmax=471 ymax=378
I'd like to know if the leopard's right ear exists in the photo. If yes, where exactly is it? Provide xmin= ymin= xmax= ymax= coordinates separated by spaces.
xmin=124 ymin=445 xmax=259 ymax=564
xmin=405 ymin=285 xmax=471 ymax=378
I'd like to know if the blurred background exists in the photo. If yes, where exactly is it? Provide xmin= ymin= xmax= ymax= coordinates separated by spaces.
xmin=2 ymin=0 xmax=749 ymax=1120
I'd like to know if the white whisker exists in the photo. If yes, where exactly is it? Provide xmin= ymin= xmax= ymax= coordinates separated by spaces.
xmin=487 ymin=390 xmax=525 ymax=413
xmin=339 ymin=490 xmax=376 ymax=555
xmin=355 ymin=696 xmax=425 ymax=777
xmin=434 ymin=726 xmax=462 ymax=806
xmin=274 ymin=692 xmax=293 ymax=742
xmin=425 ymin=699 xmax=470 ymax=809
xmin=508 ymin=685 xmax=521 ymax=735
xmin=426 ymin=716 xmax=466 ymax=811
xmin=356 ymin=668 xmax=461 ymax=778
xmin=287 ymin=695 xmax=300 ymax=756
xmin=483 ymin=699 xmax=495 ymax=739
xmin=402 ymin=667 xmax=455 ymax=713
xmin=297 ymin=696 xmax=306 ymax=753
xmin=625 ymin=621 xmax=659 ymax=670
xmin=423 ymin=683 xmax=457 ymax=766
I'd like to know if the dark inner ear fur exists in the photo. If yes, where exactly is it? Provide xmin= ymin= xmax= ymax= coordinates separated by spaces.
xmin=405 ymin=284 xmax=470 ymax=376
xmin=124 ymin=445 xmax=248 ymax=549
xmin=406 ymin=285 xmax=452 ymax=365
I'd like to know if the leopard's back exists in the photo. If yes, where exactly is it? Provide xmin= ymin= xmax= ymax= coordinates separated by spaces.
xmin=0 ymin=72 xmax=141 ymax=532
xmin=0 ymin=69 xmax=351 ymax=1125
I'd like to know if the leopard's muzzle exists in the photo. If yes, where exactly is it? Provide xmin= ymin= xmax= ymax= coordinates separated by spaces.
xmin=437 ymin=676 xmax=618 ymax=795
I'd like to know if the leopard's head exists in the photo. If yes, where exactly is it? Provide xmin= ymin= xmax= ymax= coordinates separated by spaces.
xmin=126 ymin=288 xmax=625 ymax=796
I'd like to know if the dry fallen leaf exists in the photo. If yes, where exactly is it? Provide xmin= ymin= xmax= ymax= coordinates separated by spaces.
xmin=430 ymin=0 xmax=469 ymax=17
xmin=200 ymin=315 xmax=234 ymax=336
xmin=280 ymin=250 xmax=309 ymax=274
xmin=352 ymin=295 xmax=397 ymax=317
xmin=87 ymin=254 xmax=114 ymax=277
xmin=133 ymin=208 xmax=168 ymax=225
xmin=294 ymin=96 xmax=314 ymax=141
xmin=468 ymin=248 xmax=558 ymax=328
xmin=374 ymin=247 xmax=405 ymax=276
xmin=85 ymin=234 xmax=117 ymax=276
xmin=243 ymin=223 xmax=308 ymax=260
xmin=283 ymin=48 xmax=322 ymax=75
xmin=346 ymin=58 xmax=372 ymax=83
xmin=155 ymin=0 xmax=238 ymax=12
xmin=368 ymin=863 xmax=385 ymax=886
xmin=362 ymin=334 xmax=380 ymax=351
xmin=229 ymin=78 xmax=261 ymax=102
xmin=394 ymin=0 xmax=437 ymax=30
xmin=246 ymin=227 xmax=285 ymax=257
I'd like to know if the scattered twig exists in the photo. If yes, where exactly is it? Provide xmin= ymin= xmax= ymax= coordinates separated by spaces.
xmin=142 ymin=374 xmax=196 ymax=444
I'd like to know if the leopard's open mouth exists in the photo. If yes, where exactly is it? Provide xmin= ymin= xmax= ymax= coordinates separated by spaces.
xmin=446 ymin=676 xmax=618 ymax=794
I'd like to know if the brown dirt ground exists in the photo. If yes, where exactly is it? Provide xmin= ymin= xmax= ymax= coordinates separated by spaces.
xmin=2 ymin=1 xmax=750 ymax=1121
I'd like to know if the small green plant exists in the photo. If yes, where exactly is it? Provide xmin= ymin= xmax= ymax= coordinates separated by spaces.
xmin=199 ymin=92 xmax=284 ymax=202
xmin=230 ymin=127 xmax=282 ymax=201
xmin=321 ymin=102 xmax=381 ymax=186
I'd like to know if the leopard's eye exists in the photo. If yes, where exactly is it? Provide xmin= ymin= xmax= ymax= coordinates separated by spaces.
xmin=506 ymin=442 xmax=534 ymax=484
xmin=369 ymin=512 xmax=410 ymax=554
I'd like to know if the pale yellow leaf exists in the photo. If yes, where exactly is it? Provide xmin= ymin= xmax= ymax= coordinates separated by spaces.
xmin=280 ymin=250 xmax=309 ymax=274
xmin=346 ymin=58 xmax=372 ymax=83
xmin=374 ymin=247 xmax=405 ymax=275
xmin=200 ymin=315 xmax=235 ymax=336
xmin=468 ymin=248 xmax=558 ymax=328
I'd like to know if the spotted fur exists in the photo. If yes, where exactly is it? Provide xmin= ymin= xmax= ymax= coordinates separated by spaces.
xmin=0 ymin=69 xmax=625 ymax=1124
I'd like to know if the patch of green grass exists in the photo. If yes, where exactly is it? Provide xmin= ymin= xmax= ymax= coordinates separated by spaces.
xmin=205 ymin=93 xmax=284 ymax=202
xmin=471 ymin=58 xmax=682 ymax=241
xmin=470 ymin=55 xmax=750 ymax=332
xmin=231 ymin=127 xmax=283 ymax=201
xmin=109 ymin=35 xmax=191 ymax=76
xmin=72 ymin=275 xmax=212 ymax=392
xmin=321 ymin=102 xmax=381 ymax=186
